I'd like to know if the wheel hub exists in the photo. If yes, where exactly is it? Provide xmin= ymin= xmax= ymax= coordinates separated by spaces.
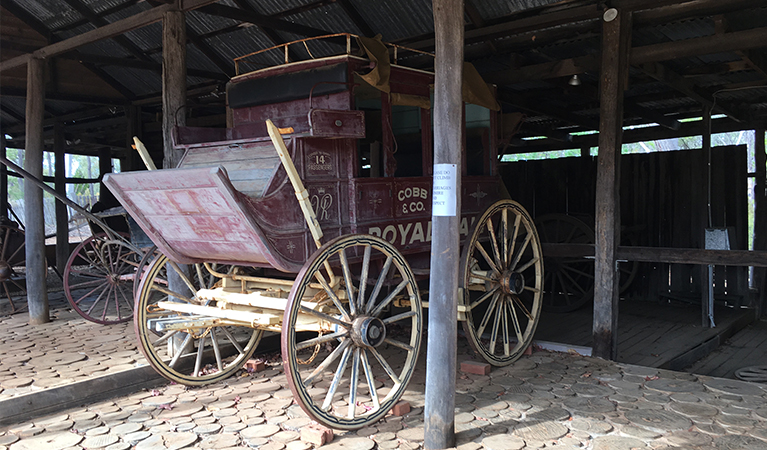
xmin=0 ymin=262 xmax=11 ymax=282
xmin=352 ymin=317 xmax=387 ymax=348
xmin=500 ymin=270 xmax=525 ymax=295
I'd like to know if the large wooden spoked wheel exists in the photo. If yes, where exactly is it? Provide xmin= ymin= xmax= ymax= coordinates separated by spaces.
xmin=134 ymin=253 xmax=262 ymax=385
xmin=282 ymin=234 xmax=422 ymax=430
xmin=460 ymin=200 xmax=543 ymax=366
xmin=535 ymin=214 xmax=595 ymax=313
xmin=0 ymin=223 xmax=27 ymax=313
xmin=64 ymin=233 xmax=138 ymax=324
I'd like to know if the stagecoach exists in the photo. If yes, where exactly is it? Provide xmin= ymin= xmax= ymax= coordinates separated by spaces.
xmin=104 ymin=34 xmax=544 ymax=429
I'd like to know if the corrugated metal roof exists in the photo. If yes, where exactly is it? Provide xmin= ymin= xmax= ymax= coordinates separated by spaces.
xmin=345 ymin=0 xmax=435 ymax=42
xmin=471 ymin=0 xmax=567 ymax=23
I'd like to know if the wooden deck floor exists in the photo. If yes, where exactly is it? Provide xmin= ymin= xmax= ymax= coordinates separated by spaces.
xmin=533 ymin=298 xmax=759 ymax=377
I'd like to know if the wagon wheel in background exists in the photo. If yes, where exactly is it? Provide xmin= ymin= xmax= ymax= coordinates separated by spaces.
xmin=460 ymin=200 xmax=544 ymax=366
xmin=64 ymin=233 xmax=138 ymax=324
xmin=282 ymin=234 xmax=423 ymax=429
xmin=535 ymin=214 xmax=639 ymax=313
xmin=134 ymin=253 xmax=262 ymax=385
xmin=535 ymin=214 xmax=595 ymax=313
xmin=0 ymin=223 xmax=27 ymax=313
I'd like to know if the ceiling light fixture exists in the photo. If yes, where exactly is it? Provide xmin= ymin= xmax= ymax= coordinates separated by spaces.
xmin=568 ymin=74 xmax=581 ymax=86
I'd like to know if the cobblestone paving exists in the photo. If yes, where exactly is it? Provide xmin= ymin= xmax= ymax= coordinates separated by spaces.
xmin=1 ymin=340 xmax=766 ymax=450
xmin=0 ymin=291 xmax=141 ymax=400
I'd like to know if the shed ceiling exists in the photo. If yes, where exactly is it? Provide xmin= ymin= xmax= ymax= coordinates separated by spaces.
xmin=1 ymin=0 xmax=767 ymax=156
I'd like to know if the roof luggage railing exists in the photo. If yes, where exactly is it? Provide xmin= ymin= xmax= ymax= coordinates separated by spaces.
xmin=233 ymin=33 xmax=434 ymax=76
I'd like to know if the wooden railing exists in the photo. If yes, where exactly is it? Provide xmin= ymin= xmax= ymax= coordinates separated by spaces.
xmin=233 ymin=33 xmax=434 ymax=75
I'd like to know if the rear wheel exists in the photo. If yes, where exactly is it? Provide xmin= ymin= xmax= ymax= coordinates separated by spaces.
xmin=460 ymin=200 xmax=543 ymax=366
xmin=134 ymin=253 xmax=262 ymax=385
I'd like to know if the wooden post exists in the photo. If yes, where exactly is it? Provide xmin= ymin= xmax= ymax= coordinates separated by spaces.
xmin=98 ymin=147 xmax=115 ymax=207
xmin=1 ymin=134 xmax=8 ymax=220
xmin=425 ymin=0 xmax=462 ymax=448
xmin=162 ymin=9 xmax=186 ymax=169
xmin=24 ymin=56 xmax=49 ymax=325
xmin=701 ymin=109 xmax=713 ymax=327
xmin=754 ymin=126 xmax=767 ymax=317
xmin=54 ymin=122 xmax=69 ymax=274
xmin=125 ymin=105 xmax=142 ymax=172
xmin=593 ymin=8 xmax=631 ymax=360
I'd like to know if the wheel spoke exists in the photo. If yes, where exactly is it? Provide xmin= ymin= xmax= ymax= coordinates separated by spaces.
xmin=510 ymin=294 xmax=534 ymax=321
xmin=84 ymin=283 xmax=110 ymax=313
xmin=560 ymin=268 xmax=588 ymax=294
xmin=0 ymin=227 xmax=10 ymax=259
xmin=469 ymin=285 xmax=499 ymax=310
xmin=7 ymin=240 xmax=24 ymax=263
xmin=167 ymin=260 xmax=200 ymax=296
xmin=299 ymin=305 xmax=350 ymax=328
xmin=508 ymin=296 xmax=525 ymax=343
xmin=561 ymin=264 xmax=595 ymax=279
xmin=507 ymin=214 xmax=522 ymax=264
xmin=370 ymin=278 xmax=410 ymax=317
xmin=476 ymin=292 xmax=500 ymax=339
xmin=338 ymin=248 xmax=357 ymax=316
xmin=68 ymin=278 xmax=108 ymax=290
xmin=509 ymin=233 xmax=533 ymax=271
xmin=384 ymin=337 xmax=414 ymax=352
xmin=149 ymin=283 xmax=196 ymax=304
xmin=304 ymin=339 xmax=351 ymax=385
xmin=369 ymin=347 xmax=401 ymax=385
xmin=152 ymin=330 xmax=179 ymax=346
xmin=516 ymin=255 xmax=540 ymax=273
xmin=314 ymin=271 xmax=351 ymax=322
xmin=322 ymin=345 xmax=352 ymax=412
xmin=194 ymin=335 xmax=205 ymax=376
xmin=489 ymin=297 xmax=502 ymax=354
xmin=382 ymin=310 xmax=416 ymax=325
xmin=360 ymin=350 xmax=380 ymax=410
xmin=556 ymin=272 xmax=571 ymax=298
xmin=365 ymin=255 xmax=392 ymax=314
xmin=348 ymin=348 xmax=361 ymax=419
xmin=474 ymin=241 xmax=499 ymax=274
xmin=169 ymin=333 xmax=193 ymax=368
xmin=221 ymin=327 xmax=245 ymax=354
xmin=296 ymin=330 xmax=348 ymax=351
xmin=469 ymin=271 xmax=496 ymax=283
xmin=211 ymin=328 xmax=224 ymax=372
xmin=502 ymin=208 xmax=509 ymax=266
xmin=501 ymin=299 xmax=511 ymax=357
xmin=486 ymin=219 xmax=503 ymax=270
xmin=357 ymin=245 xmax=372 ymax=312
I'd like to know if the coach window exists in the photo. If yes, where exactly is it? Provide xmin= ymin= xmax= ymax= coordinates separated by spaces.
xmin=465 ymin=103 xmax=492 ymax=176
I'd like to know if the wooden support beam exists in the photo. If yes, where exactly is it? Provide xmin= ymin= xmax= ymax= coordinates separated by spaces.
xmin=162 ymin=9 xmax=186 ymax=169
xmin=0 ymin=0 xmax=220 ymax=73
xmin=198 ymin=4 xmax=331 ymax=38
xmin=0 ymin=135 xmax=7 ymax=220
xmin=24 ymin=56 xmax=50 ymax=325
xmin=62 ymin=53 xmax=228 ymax=81
xmin=638 ymin=62 xmax=741 ymax=120
xmin=425 ymin=0 xmax=462 ymax=447
xmin=754 ymin=126 xmax=767 ymax=317
xmin=54 ymin=123 xmax=69 ymax=274
xmin=701 ymin=108 xmax=712 ymax=327
xmin=593 ymin=8 xmax=631 ymax=361
xmin=337 ymin=0 xmax=375 ymax=37
xmin=542 ymin=243 xmax=767 ymax=267
xmin=497 ymin=88 xmax=599 ymax=130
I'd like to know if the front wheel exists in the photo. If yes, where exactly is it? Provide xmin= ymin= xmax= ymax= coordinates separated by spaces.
xmin=282 ymin=235 xmax=422 ymax=429
xmin=460 ymin=200 xmax=543 ymax=366
xmin=134 ymin=253 xmax=262 ymax=385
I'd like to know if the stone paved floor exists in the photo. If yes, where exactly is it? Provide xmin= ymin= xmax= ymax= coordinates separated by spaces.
xmin=2 ymin=289 xmax=767 ymax=449
xmin=1 ymin=337 xmax=767 ymax=450
xmin=0 ymin=291 xmax=141 ymax=400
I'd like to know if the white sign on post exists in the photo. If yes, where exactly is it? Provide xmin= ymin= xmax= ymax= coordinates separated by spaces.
xmin=432 ymin=163 xmax=457 ymax=216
